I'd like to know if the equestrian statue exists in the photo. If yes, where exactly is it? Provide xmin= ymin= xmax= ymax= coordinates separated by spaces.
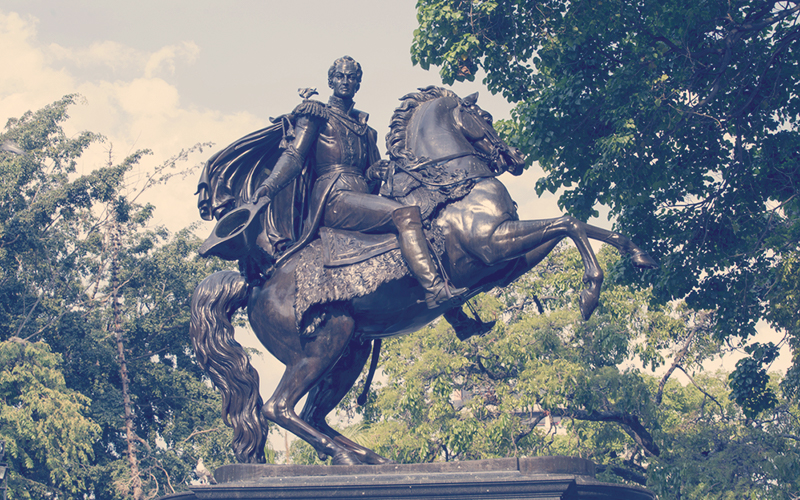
xmin=190 ymin=56 xmax=658 ymax=465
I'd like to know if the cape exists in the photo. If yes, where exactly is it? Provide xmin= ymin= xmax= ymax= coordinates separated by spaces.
xmin=196 ymin=115 xmax=313 ymax=263
xmin=195 ymin=96 xmax=380 ymax=271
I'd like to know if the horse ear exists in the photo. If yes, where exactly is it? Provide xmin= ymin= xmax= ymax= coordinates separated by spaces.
xmin=463 ymin=92 xmax=479 ymax=106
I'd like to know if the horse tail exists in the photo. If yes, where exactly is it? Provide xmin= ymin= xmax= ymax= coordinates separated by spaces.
xmin=189 ymin=270 xmax=268 ymax=463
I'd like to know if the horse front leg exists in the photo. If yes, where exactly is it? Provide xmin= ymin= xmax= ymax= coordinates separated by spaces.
xmin=581 ymin=225 xmax=658 ymax=269
xmin=470 ymin=216 xmax=604 ymax=320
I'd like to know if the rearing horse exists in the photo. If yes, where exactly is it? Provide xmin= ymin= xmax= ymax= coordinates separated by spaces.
xmin=190 ymin=87 xmax=657 ymax=466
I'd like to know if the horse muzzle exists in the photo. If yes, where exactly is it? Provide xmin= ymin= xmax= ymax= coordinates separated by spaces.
xmin=501 ymin=147 xmax=527 ymax=176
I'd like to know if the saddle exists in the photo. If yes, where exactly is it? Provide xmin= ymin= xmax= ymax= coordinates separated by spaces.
xmin=319 ymin=227 xmax=399 ymax=267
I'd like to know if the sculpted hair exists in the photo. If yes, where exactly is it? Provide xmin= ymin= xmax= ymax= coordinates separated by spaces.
xmin=328 ymin=55 xmax=363 ymax=85
xmin=386 ymin=86 xmax=458 ymax=164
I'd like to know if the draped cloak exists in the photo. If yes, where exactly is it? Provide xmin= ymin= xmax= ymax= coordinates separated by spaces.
xmin=195 ymin=116 xmax=315 ymax=264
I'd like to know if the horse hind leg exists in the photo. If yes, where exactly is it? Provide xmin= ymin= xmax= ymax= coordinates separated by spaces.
xmin=300 ymin=340 xmax=393 ymax=465
xmin=260 ymin=307 xmax=362 ymax=465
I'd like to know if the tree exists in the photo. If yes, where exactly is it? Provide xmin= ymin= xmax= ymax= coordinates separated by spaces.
xmin=0 ymin=338 xmax=100 ymax=499
xmin=79 ymin=223 xmax=241 ymax=500
xmin=411 ymin=0 xmax=800 ymax=416
xmin=1 ymin=97 xmax=248 ymax=499
xmin=336 ymin=246 xmax=800 ymax=498
xmin=651 ymin=372 xmax=800 ymax=499
xmin=0 ymin=95 xmax=119 ymax=345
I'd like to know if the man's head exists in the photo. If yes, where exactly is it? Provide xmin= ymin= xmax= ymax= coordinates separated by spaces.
xmin=328 ymin=56 xmax=362 ymax=99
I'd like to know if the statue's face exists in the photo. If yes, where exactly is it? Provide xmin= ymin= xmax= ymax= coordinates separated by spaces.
xmin=329 ymin=61 xmax=360 ymax=99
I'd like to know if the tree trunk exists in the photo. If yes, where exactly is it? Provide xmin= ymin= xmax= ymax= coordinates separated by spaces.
xmin=110 ymin=222 xmax=144 ymax=500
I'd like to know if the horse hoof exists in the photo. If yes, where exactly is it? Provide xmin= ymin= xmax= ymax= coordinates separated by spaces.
xmin=579 ymin=290 xmax=599 ymax=320
xmin=331 ymin=451 xmax=362 ymax=466
xmin=630 ymin=249 xmax=658 ymax=269
xmin=360 ymin=453 xmax=395 ymax=465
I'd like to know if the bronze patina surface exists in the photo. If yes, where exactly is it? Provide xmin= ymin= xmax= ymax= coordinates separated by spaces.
xmin=190 ymin=58 xmax=658 ymax=466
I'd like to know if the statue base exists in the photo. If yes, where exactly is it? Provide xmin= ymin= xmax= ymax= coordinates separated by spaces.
xmin=161 ymin=456 xmax=653 ymax=499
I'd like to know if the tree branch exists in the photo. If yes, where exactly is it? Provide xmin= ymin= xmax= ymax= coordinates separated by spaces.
xmin=657 ymin=328 xmax=698 ymax=405
xmin=181 ymin=427 xmax=223 ymax=444
xmin=677 ymin=365 xmax=724 ymax=410
xmin=533 ymin=408 xmax=660 ymax=456
xmin=595 ymin=464 xmax=648 ymax=486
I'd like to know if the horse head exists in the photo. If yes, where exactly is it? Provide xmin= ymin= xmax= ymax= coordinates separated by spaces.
xmin=453 ymin=92 xmax=526 ymax=176
xmin=387 ymin=87 xmax=526 ymax=176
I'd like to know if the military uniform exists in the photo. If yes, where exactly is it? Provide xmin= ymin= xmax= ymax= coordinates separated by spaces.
xmin=255 ymin=93 xmax=466 ymax=310
xmin=261 ymin=95 xmax=403 ymax=236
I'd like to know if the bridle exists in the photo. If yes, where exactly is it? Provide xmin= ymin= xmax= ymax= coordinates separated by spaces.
xmin=389 ymin=104 xmax=519 ymax=188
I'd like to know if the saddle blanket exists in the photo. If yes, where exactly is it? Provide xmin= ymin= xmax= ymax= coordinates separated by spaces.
xmin=295 ymin=239 xmax=410 ymax=331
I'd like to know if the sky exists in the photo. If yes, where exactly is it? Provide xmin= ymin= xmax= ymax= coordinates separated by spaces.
xmin=0 ymin=0 xmax=789 ymax=453
xmin=0 ymin=1 xmax=562 ymax=234
xmin=0 ymin=0 xmax=558 ymax=452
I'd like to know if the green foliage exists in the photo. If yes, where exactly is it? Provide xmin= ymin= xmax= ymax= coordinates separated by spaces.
xmin=338 ymin=246 xmax=799 ymax=497
xmin=1 ymin=95 xmax=116 ymax=342
xmin=652 ymin=373 xmax=800 ymax=499
xmin=729 ymin=342 xmax=780 ymax=418
xmin=0 ymin=97 xmax=245 ymax=499
xmin=0 ymin=339 xmax=100 ymax=499
xmin=412 ymin=0 xmax=800 ymax=415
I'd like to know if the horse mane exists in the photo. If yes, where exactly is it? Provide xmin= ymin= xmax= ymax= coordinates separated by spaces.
xmin=386 ymin=86 xmax=459 ymax=164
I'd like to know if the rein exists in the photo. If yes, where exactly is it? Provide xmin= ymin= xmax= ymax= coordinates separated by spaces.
xmin=405 ymin=151 xmax=475 ymax=171
xmin=392 ymin=150 xmax=502 ymax=189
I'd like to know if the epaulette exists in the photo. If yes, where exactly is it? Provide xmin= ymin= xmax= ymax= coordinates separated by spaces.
xmin=292 ymin=99 xmax=329 ymax=120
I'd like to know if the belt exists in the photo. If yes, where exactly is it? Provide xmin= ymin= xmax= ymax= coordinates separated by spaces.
xmin=316 ymin=163 xmax=363 ymax=177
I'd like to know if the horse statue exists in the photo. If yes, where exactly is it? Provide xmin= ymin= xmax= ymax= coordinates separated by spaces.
xmin=189 ymin=86 xmax=657 ymax=466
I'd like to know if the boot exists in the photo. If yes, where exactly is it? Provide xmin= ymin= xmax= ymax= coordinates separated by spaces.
xmin=392 ymin=206 xmax=468 ymax=309
xmin=443 ymin=307 xmax=496 ymax=341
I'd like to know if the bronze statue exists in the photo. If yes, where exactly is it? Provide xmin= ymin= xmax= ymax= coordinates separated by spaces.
xmin=191 ymin=58 xmax=657 ymax=465
xmin=198 ymin=56 xmax=466 ymax=310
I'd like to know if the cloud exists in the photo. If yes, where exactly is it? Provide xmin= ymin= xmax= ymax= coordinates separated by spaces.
xmin=45 ymin=37 xmax=199 ymax=79
xmin=47 ymin=40 xmax=146 ymax=73
xmin=0 ymin=12 xmax=75 ymax=116
xmin=0 ymin=10 xmax=261 ymax=233
xmin=144 ymin=41 xmax=200 ymax=78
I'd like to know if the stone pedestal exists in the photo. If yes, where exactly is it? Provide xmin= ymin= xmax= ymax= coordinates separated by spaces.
xmin=162 ymin=456 xmax=654 ymax=500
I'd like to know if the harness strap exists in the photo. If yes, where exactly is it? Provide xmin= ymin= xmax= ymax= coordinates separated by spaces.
xmin=357 ymin=339 xmax=382 ymax=406
xmin=406 ymin=151 xmax=475 ymax=171
xmin=395 ymin=151 xmax=502 ymax=189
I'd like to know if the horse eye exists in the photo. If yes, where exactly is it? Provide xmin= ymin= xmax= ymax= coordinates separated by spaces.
xmin=468 ymin=106 xmax=492 ymax=125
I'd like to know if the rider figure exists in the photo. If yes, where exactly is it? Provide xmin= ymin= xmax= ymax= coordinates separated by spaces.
xmin=252 ymin=56 xmax=467 ymax=309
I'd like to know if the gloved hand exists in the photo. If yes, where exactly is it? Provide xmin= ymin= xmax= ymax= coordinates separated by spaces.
xmin=366 ymin=160 xmax=392 ymax=182
xmin=250 ymin=185 xmax=272 ymax=205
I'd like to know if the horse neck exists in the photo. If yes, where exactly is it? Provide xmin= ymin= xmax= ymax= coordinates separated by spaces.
xmin=408 ymin=97 xmax=474 ymax=160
